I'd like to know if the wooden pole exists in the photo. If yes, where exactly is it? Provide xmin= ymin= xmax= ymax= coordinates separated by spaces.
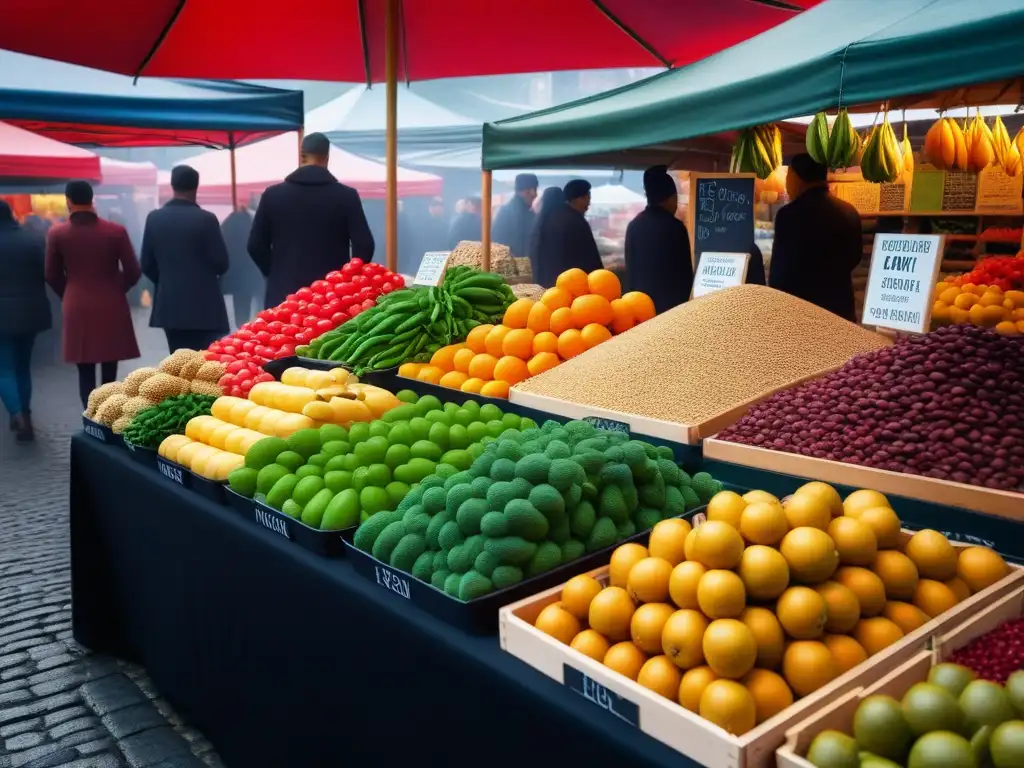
xmin=229 ymin=133 xmax=238 ymax=211
xmin=481 ymin=170 xmax=493 ymax=272
xmin=297 ymin=128 xmax=304 ymax=165
xmin=384 ymin=0 xmax=399 ymax=273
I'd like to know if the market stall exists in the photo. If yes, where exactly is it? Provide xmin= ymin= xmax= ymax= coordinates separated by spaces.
xmin=0 ymin=120 xmax=100 ymax=182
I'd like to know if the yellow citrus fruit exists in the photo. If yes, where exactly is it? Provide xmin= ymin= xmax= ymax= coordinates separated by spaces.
xmin=637 ymin=655 xmax=683 ymax=700
xmin=776 ymin=586 xmax=828 ymax=640
xmin=815 ymin=580 xmax=861 ymax=633
xmin=853 ymin=617 xmax=904 ymax=655
xmin=531 ymin=330 xmax=559 ymax=356
xmin=588 ymin=586 xmax=635 ymax=642
xmin=526 ymin=352 xmax=560 ymax=377
xmin=603 ymin=641 xmax=647 ymax=681
xmin=700 ymin=680 xmax=757 ymax=736
xmin=872 ymin=550 xmax=920 ymax=601
xmin=668 ymin=560 xmax=706 ymax=610
xmin=783 ymin=493 xmax=832 ymax=531
xmin=587 ymin=269 xmax=622 ymax=301
xmin=465 ymin=324 xmax=493 ymax=354
xmin=556 ymin=268 xmax=590 ymax=298
xmin=479 ymin=380 xmax=510 ymax=398
xmin=678 ymin=666 xmax=718 ymax=712
xmin=608 ymin=542 xmax=648 ymax=588
xmin=483 ymin=325 xmax=511 ymax=357
xmin=822 ymin=633 xmax=868 ymax=675
xmin=539 ymin=286 xmax=572 ymax=310
xmin=580 ymin=322 xmax=613 ymax=349
xmin=460 ymin=377 xmax=485 ymax=394
xmin=743 ymin=668 xmax=794 ymax=724
xmin=502 ymin=298 xmax=534 ymax=329
xmin=647 ymin=518 xmax=691 ymax=566
xmin=438 ymin=370 xmax=469 ymax=390
xmin=737 ymin=545 xmax=790 ymax=601
xmin=526 ymin=301 xmax=552 ymax=333
xmin=467 ymin=353 xmax=499 ymax=381
xmin=707 ymin=490 xmax=747 ymax=528
xmin=912 ymin=579 xmax=959 ymax=618
xmin=743 ymin=490 xmax=782 ymax=508
xmin=739 ymin=606 xmax=785 ymax=670
xmin=956 ymin=547 xmax=1009 ymax=593
xmin=881 ymin=601 xmax=930 ymax=635
xmin=858 ymin=506 xmax=902 ymax=549
xmin=794 ymin=481 xmax=844 ymax=518
xmin=570 ymin=629 xmax=610 ymax=662
xmin=415 ymin=365 xmax=444 ymax=384
xmin=429 ymin=344 xmax=461 ymax=371
xmin=501 ymin=328 xmax=535 ymax=359
xmin=548 ymin=306 xmax=575 ymax=335
xmin=703 ymin=618 xmax=758 ymax=679
xmin=534 ymin=603 xmax=581 ymax=645
xmin=843 ymin=489 xmax=890 ymax=517
xmin=780 ymin=527 xmax=839 ymax=584
xmin=560 ymin=574 xmax=603 ymax=620
xmin=904 ymin=530 xmax=958 ymax=580
xmin=828 ymin=516 xmax=878 ymax=566
xmin=493 ymin=356 xmax=530 ymax=386
xmin=944 ymin=577 xmax=971 ymax=603
xmin=740 ymin=502 xmax=789 ymax=546
xmin=630 ymin=603 xmax=676 ymax=655
xmin=697 ymin=570 xmax=747 ymax=620
xmin=690 ymin=520 xmax=745 ymax=570
xmin=452 ymin=347 xmax=476 ymax=374
xmin=397 ymin=362 xmax=423 ymax=378
xmin=661 ymin=609 xmax=708 ymax=670
xmin=783 ymin=641 xmax=838 ymax=697
xmin=626 ymin=557 xmax=674 ymax=604
xmin=835 ymin=566 xmax=887 ymax=617
xmin=683 ymin=527 xmax=699 ymax=562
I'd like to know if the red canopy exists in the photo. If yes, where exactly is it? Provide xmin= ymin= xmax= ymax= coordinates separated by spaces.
xmin=0 ymin=122 xmax=101 ymax=180
xmin=99 ymin=157 xmax=159 ymax=187
xmin=2 ymin=0 xmax=821 ymax=81
xmin=161 ymin=133 xmax=441 ymax=206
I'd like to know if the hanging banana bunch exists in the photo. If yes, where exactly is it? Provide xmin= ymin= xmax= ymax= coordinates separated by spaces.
xmin=851 ymin=127 xmax=870 ymax=168
xmin=805 ymin=112 xmax=830 ymax=165
xmin=924 ymin=116 xmax=968 ymax=171
xmin=964 ymin=109 xmax=996 ymax=173
xmin=825 ymin=108 xmax=859 ymax=169
xmin=860 ymin=111 xmax=902 ymax=184
xmin=991 ymin=115 xmax=1013 ymax=171
xmin=1000 ymin=120 xmax=1023 ymax=177
xmin=730 ymin=124 xmax=782 ymax=179
xmin=901 ymin=121 xmax=914 ymax=180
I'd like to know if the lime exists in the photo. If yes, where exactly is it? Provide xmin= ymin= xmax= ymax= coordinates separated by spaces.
xmin=991 ymin=720 xmax=1024 ymax=768
xmin=434 ymin=463 xmax=458 ymax=479
xmin=908 ymin=731 xmax=975 ymax=768
xmin=307 ymin=453 xmax=328 ymax=467
xmin=486 ymin=419 xmax=505 ymax=438
xmin=520 ymin=417 xmax=537 ymax=431
xmin=409 ymin=417 xmax=431 ymax=441
xmin=448 ymin=424 xmax=471 ymax=450
xmin=365 ymin=463 xmax=391 ymax=488
xmin=319 ymin=424 xmax=348 ymax=444
xmin=387 ymin=422 xmax=414 ymax=446
xmin=410 ymin=440 xmax=443 ymax=462
xmin=501 ymin=412 xmax=522 ymax=430
xmin=425 ymin=409 xmax=452 ymax=426
xmin=324 ymin=455 xmax=347 ymax=472
xmin=805 ymin=730 xmax=858 ymax=768
xmin=292 ymin=476 xmax=325 ymax=507
xmin=902 ymin=683 xmax=965 ymax=736
xmin=427 ymin=422 xmax=450 ymax=450
xmin=324 ymin=470 xmax=353 ymax=493
xmin=355 ymin=436 xmax=389 ymax=465
xmin=322 ymin=488 xmax=360 ymax=530
xmin=256 ymin=464 xmax=289 ymax=496
xmin=228 ymin=467 xmax=258 ymax=498
xmin=347 ymin=422 xmax=370 ymax=445
xmin=452 ymin=409 xmax=474 ymax=427
xmin=295 ymin=465 xmax=323 ymax=479
xmin=972 ymin=725 xmax=992 ymax=766
xmin=382 ymin=404 xmax=417 ymax=423
xmin=360 ymin=486 xmax=390 ymax=515
xmin=444 ymin=401 xmax=460 ymax=413
xmin=281 ymin=499 xmax=303 ymax=519
xmin=928 ymin=664 xmax=976 ymax=699
xmin=415 ymin=395 xmax=442 ymax=416
xmin=479 ymin=403 xmax=503 ymax=422
xmin=359 ymin=510 xmax=370 ymax=524
xmin=301 ymin=488 xmax=334 ymax=528
xmin=1007 ymin=671 xmax=1024 ymax=716
xmin=286 ymin=428 xmax=321 ymax=459
xmin=961 ymin=680 xmax=1017 ymax=729
xmin=368 ymin=420 xmax=391 ymax=439
xmin=461 ymin=399 xmax=480 ymax=417
xmin=396 ymin=389 xmax=419 ymax=404
xmin=341 ymin=452 xmax=362 ymax=472
xmin=441 ymin=449 xmax=473 ymax=471
xmin=854 ymin=695 xmax=913 ymax=762
xmin=276 ymin=450 xmax=305 ymax=472
xmin=385 ymin=444 xmax=412 ymax=470
xmin=480 ymin=435 xmax=496 ymax=446
xmin=321 ymin=440 xmax=350 ymax=457
xmin=466 ymin=421 xmax=488 ymax=444
xmin=385 ymin=481 xmax=410 ymax=509
xmin=351 ymin=466 xmax=370 ymax=493
xmin=394 ymin=458 xmax=436 ymax=485
xmin=467 ymin=443 xmax=485 ymax=459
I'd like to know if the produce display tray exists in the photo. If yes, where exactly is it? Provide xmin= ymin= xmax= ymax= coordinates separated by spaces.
xmin=341 ymin=508 xmax=706 ymax=636
xmin=499 ymin=554 xmax=1023 ymax=768
xmin=82 ymin=416 xmax=116 ymax=444
xmin=122 ymin=438 xmax=157 ymax=470
xmin=777 ymin=584 xmax=1024 ymax=768
xmin=224 ymin=487 xmax=255 ymax=517
xmin=703 ymin=437 xmax=1024 ymax=521
xmin=244 ymin=497 xmax=350 ymax=557
xmin=153 ymin=455 xmax=226 ymax=504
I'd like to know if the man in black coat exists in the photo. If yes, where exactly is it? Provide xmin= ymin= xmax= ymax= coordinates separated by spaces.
xmin=220 ymin=206 xmax=264 ymax=326
xmin=447 ymin=196 xmax=482 ymax=248
xmin=248 ymin=132 xmax=375 ymax=307
xmin=534 ymin=179 xmax=603 ymax=287
xmin=141 ymin=165 xmax=230 ymax=352
xmin=492 ymin=173 xmax=538 ymax=257
xmin=769 ymin=153 xmax=863 ymax=320
xmin=624 ymin=167 xmax=693 ymax=314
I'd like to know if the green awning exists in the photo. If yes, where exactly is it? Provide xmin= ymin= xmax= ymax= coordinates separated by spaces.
xmin=482 ymin=0 xmax=1024 ymax=169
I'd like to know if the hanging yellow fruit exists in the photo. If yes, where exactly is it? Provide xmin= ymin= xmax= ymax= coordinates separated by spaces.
xmin=991 ymin=115 xmax=1013 ymax=171
xmin=964 ymin=110 xmax=995 ymax=173
xmin=901 ymin=122 xmax=914 ymax=179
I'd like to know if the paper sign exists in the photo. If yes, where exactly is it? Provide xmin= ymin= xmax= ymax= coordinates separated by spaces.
xmin=692 ymin=252 xmax=750 ymax=298
xmin=413 ymin=251 xmax=451 ymax=286
xmin=862 ymin=234 xmax=944 ymax=333
xmin=976 ymin=166 xmax=1024 ymax=214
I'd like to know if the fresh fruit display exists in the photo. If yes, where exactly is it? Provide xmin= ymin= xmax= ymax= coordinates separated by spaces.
xmin=825 ymin=108 xmax=859 ymax=170
xmin=249 ymin=374 xmax=401 ymax=425
xmin=730 ymin=124 xmax=782 ymax=180
xmin=924 ymin=116 xmax=969 ymax=172
xmin=806 ymin=665 xmax=1024 ymax=768
xmin=230 ymin=392 xmax=535 ymax=531
xmin=532 ymin=481 xmax=1009 ymax=737
xmin=209 ymin=396 xmax=315 ymax=438
xmin=965 ymin=110 xmax=997 ymax=174
xmin=122 ymin=394 xmax=217 ymax=449
xmin=352 ymin=419 xmax=715 ymax=601
xmin=719 ymin=325 xmax=1024 ymax=492
xmin=947 ymin=253 xmax=1024 ymax=291
xmin=948 ymin=617 xmax=1024 ymax=683
xmin=158 ymin=432 xmax=249 ymax=481
xmin=512 ymin=285 xmax=889 ymax=436
xmin=402 ymin=268 xmax=655 ymax=400
xmin=932 ymin=275 xmax=1024 ymax=335
xmin=991 ymin=115 xmax=1022 ymax=177
xmin=805 ymin=112 xmax=830 ymax=166
xmin=299 ymin=267 xmax=514 ymax=373
xmin=860 ymin=113 xmax=903 ymax=184
xmin=978 ymin=228 xmax=1024 ymax=243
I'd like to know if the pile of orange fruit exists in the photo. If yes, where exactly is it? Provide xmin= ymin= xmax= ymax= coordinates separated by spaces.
xmin=397 ymin=268 xmax=655 ymax=399
xmin=932 ymin=280 xmax=1024 ymax=335
xmin=531 ymin=483 xmax=1010 ymax=736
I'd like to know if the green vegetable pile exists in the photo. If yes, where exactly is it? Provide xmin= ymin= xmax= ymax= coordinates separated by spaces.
xmin=296 ymin=267 xmax=515 ymax=373
xmin=353 ymin=419 xmax=723 ymax=602
xmin=122 ymin=394 xmax=217 ymax=449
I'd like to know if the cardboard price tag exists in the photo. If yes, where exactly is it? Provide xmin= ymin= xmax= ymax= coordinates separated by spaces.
xmin=414 ymin=251 xmax=452 ymax=286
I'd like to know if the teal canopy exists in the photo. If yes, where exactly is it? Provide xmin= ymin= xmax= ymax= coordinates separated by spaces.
xmin=482 ymin=0 xmax=1024 ymax=169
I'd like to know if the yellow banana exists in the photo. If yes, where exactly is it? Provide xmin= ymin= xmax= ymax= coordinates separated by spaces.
xmin=901 ymin=122 xmax=914 ymax=177
xmin=992 ymin=115 xmax=1012 ymax=170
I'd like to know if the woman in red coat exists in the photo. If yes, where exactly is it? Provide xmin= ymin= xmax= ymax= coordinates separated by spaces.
xmin=46 ymin=181 xmax=141 ymax=408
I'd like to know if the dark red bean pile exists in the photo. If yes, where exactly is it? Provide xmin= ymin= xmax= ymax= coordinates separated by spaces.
xmin=947 ymin=617 xmax=1024 ymax=683
xmin=718 ymin=325 xmax=1024 ymax=492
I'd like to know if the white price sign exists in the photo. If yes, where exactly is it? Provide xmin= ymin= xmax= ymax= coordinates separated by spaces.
xmin=862 ymin=234 xmax=943 ymax=334
xmin=692 ymin=252 xmax=750 ymax=298
xmin=413 ymin=251 xmax=451 ymax=286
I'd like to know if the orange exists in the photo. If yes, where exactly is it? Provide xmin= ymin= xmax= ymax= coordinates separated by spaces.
xmin=737 ymin=545 xmax=790 ymax=601
xmin=822 ymin=633 xmax=868 ymax=675
xmin=570 ymin=629 xmax=610 ymax=662
xmin=452 ymin=347 xmax=476 ymax=374
xmin=740 ymin=502 xmax=789 ymax=546
xmin=776 ymin=586 xmax=827 ymax=640
xmin=858 ymin=506 xmax=901 ymax=549
xmin=912 ymin=579 xmax=958 ymax=618
xmin=739 ymin=606 xmax=785 ymax=670
xmin=480 ymin=380 xmax=510 ymax=399
xmin=668 ymin=561 xmax=706 ymax=610
xmin=783 ymin=641 xmax=837 ymax=696
xmin=603 ymin=641 xmax=647 ymax=681
xmin=904 ymin=530 xmax=957 ymax=580
xmin=467 ymin=353 xmax=498 ymax=381
xmin=527 ymin=301 xmax=552 ymax=333
xmin=630 ymin=603 xmax=676 ymax=654
xmin=438 ymin=371 xmax=469 ymax=390
xmin=608 ymin=542 xmax=648 ymax=588
xmin=503 ymin=298 xmax=534 ymax=329
xmin=700 ymin=679 xmax=757 ymax=736
xmin=690 ymin=520 xmax=745 ymax=570
xmin=622 ymin=291 xmax=656 ymax=322
xmin=610 ymin=298 xmax=636 ymax=334
xmin=484 ymin=325 xmax=511 ymax=357
xmin=852 ymin=617 xmax=904 ymax=655
xmin=815 ymin=581 xmax=861 ymax=633
xmin=661 ymin=609 xmax=708 ymax=669
xmin=872 ymin=550 xmax=919 ymax=600
xmin=501 ymin=328 xmax=535 ymax=359
xmin=588 ymin=586 xmax=635 ymax=642
xmin=881 ymin=601 xmax=930 ymax=634
xmin=539 ymin=286 xmax=572 ymax=310
xmin=532 ymin=331 xmax=559 ymax=355
xmin=556 ymin=267 xmax=590 ymax=298
xmin=561 ymin=574 xmax=603 ymax=620
xmin=638 ymin=655 xmax=682 ymax=700
xmin=416 ymin=365 xmax=444 ymax=384
xmin=465 ymin=324 xmax=493 ymax=354
xmin=794 ymin=481 xmax=844 ymax=518
xmin=397 ymin=362 xmax=423 ymax=378
xmin=779 ymin=527 xmax=838 ymax=584
xmin=557 ymin=329 xmax=587 ymax=360
xmin=493 ymin=356 xmax=530 ymax=386
xmin=956 ymin=546 xmax=1008 ymax=593
xmin=580 ymin=323 xmax=613 ymax=349
xmin=429 ymin=343 xmax=462 ymax=371
xmin=707 ymin=490 xmax=746 ymax=528
xmin=460 ymin=377 xmax=485 ymax=394
xmin=549 ymin=306 xmax=576 ymax=335
xmin=783 ymin=493 xmax=832 ymax=531
xmin=648 ymin=518 xmax=691 ymax=566
xmin=828 ymin=516 xmax=878 ymax=567
xmin=527 ymin=352 xmax=560 ymax=377
xmin=944 ymin=577 xmax=971 ymax=603
xmin=703 ymin=618 xmax=758 ymax=679
xmin=678 ymin=666 xmax=718 ymax=712
xmin=697 ymin=569 xmax=747 ymax=619
xmin=626 ymin=557 xmax=673 ymax=604
xmin=570 ymin=294 xmax=614 ymax=327
xmin=843 ymin=489 xmax=890 ymax=517
xmin=743 ymin=669 xmax=794 ymax=724
xmin=587 ymin=268 xmax=622 ymax=301
xmin=834 ymin=567 xmax=886 ymax=617
xmin=534 ymin=603 xmax=580 ymax=645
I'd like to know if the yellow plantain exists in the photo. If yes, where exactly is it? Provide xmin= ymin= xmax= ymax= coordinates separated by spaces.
xmin=1004 ymin=142 xmax=1022 ymax=177
xmin=901 ymin=122 xmax=914 ymax=176
xmin=992 ymin=115 xmax=1012 ymax=170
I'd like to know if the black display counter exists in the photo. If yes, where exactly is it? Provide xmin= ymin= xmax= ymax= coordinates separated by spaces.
xmin=70 ymin=435 xmax=691 ymax=768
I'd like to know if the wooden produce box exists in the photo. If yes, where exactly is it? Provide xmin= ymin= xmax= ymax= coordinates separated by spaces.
xmin=777 ymin=584 xmax=1024 ymax=768
xmin=703 ymin=438 xmax=1024 ymax=521
xmin=499 ymin=556 xmax=1023 ymax=768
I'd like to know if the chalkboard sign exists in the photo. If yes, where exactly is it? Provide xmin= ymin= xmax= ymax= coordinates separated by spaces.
xmin=689 ymin=174 xmax=755 ymax=268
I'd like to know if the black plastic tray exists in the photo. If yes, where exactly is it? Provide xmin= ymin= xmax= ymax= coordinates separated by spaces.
xmin=225 ymin=487 xmax=255 ymax=516
xmin=155 ymin=455 xmax=191 ymax=488
xmin=122 ymin=438 xmax=157 ymax=469
xmin=243 ymin=497 xmax=352 ymax=557
xmin=343 ymin=507 xmax=707 ymax=635
xmin=82 ymin=416 xmax=116 ymax=444
xmin=190 ymin=472 xmax=227 ymax=504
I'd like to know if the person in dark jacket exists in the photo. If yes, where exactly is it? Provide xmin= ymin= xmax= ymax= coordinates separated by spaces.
xmin=248 ymin=132 xmax=375 ymax=308
xmin=220 ymin=206 xmax=264 ymax=327
xmin=746 ymin=242 xmax=767 ymax=286
xmin=0 ymin=201 xmax=51 ymax=441
xmin=447 ymin=196 xmax=482 ymax=248
xmin=492 ymin=173 xmax=538 ymax=257
xmin=624 ymin=167 xmax=693 ymax=314
xmin=528 ymin=186 xmax=564 ymax=279
xmin=533 ymin=179 xmax=602 ymax=287
xmin=46 ymin=181 xmax=140 ymax=409
xmin=141 ymin=166 xmax=230 ymax=353
xmin=769 ymin=154 xmax=862 ymax=320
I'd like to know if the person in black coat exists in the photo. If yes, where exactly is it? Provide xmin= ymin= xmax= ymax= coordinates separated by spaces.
xmin=447 ymin=196 xmax=482 ymax=248
xmin=220 ymin=206 xmax=264 ymax=326
xmin=533 ymin=179 xmax=602 ymax=287
xmin=624 ymin=167 xmax=693 ymax=314
xmin=248 ymin=132 xmax=375 ymax=308
xmin=769 ymin=153 xmax=862 ymax=320
xmin=528 ymin=186 xmax=564 ymax=280
xmin=492 ymin=173 xmax=538 ymax=257
xmin=141 ymin=165 xmax=230 ymax=352
xmin=0 ymin=201 xmax=51 ymax=441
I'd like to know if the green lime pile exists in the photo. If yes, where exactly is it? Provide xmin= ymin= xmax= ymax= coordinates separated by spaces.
xmin=352 ymin=418 xmax=718 ymax=601
xmin=227 ymin=390 xmax=532 ymax=531
xmin=806 ymin=665 xmax=1024 ymax=768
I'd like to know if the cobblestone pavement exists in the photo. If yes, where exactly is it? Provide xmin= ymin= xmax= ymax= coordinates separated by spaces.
xmin=0 ymin=310 xmax=226 ymax=768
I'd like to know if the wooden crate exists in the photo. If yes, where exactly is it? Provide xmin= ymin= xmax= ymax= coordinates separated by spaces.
xmin=500 ymin=559 xmax=1023 ymax=768
xmin=777 ymin=584 xmax=1024 ymax=768
xmin=703 ymin=438 xmax=1024 ymax=520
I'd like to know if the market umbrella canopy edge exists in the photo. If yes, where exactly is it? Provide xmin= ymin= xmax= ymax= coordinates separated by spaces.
xmin=0 ymin=121 xmax=101 ymax=180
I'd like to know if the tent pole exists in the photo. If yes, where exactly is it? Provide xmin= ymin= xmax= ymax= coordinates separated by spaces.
xmin=297 ymin=128 xmax=304 ymax=165
xmin=481 ymin=170 xmax=492 ymax=272
xmin=229 ymin=133 xmax=238 ymax=211
xmin=384 ymin=0 xmax=399 ymax=273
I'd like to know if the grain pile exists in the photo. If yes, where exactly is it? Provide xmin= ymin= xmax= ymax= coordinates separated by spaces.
xmin=511 ymin=283 xmax=546 ymax=300
xmin=511 ymin=285 xmax=891 ymax=432
xmin=448 ymin=241 xmax=519 ymax=279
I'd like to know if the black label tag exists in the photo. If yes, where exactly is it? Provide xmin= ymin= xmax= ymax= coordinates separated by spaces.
xmin=583 ymin=416 xmax=630 ymax=436
xmin=563 ymin=664 xmax=640 ymax=727
xmin=123 ymin=437 xmax=136 ymax=452
xmin=156 ymin=458 xmax=184 ymax=485
xmin=84 ymin=423 xmax=106 ymax=442
xmin=253 ymin=505 xmax=292 ymax=540
xmin=373 ymin=564 xmax=412 ymax=599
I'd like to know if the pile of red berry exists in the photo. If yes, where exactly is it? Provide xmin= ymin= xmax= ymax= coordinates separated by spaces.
xmin=947 ymin=616 xmax=1024 ymax=683
xmin=203 ymin=258 xmax=404 ymax=396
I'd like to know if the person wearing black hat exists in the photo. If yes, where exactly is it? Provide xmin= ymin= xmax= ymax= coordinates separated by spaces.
xmin=141 ymin=164 xmax=230 ymax=353
xmin=447 ymin=196 xmax=483 ymax=249
xmin=492 ymin=173 xmax=538 ymax=258
xmin=769 ymin=153 xmax=862 ymax=320
xmin=533 ymin=179 xmax=602 ymax=287
xmin=248 ymin=132 xmax=374 ymax=307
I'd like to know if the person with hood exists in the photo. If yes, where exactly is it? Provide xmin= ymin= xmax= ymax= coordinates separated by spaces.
xmin=769 ymin=153 xmax=862 ymax=320
xmin=248 ymin=132 xmax=374 ymax=307
xmin=491 ymin=173 xmax=538 ymax=258
xmin=624 ymin=167 xmax=693 ymax=314
xmin=0 ymin=201 xmax=51 ymax=441
xmin=447 ymin=196 xmax=482 ymax=248
xmin=45 ymin=181 xmax=140 ymax=409
xmin=220 ymin=205 xmax=264 ymax=326
xmin=528 ymin=186 xmax=564 ymax=279
xmin=533 ymin=179 xmax=602 ymax=287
